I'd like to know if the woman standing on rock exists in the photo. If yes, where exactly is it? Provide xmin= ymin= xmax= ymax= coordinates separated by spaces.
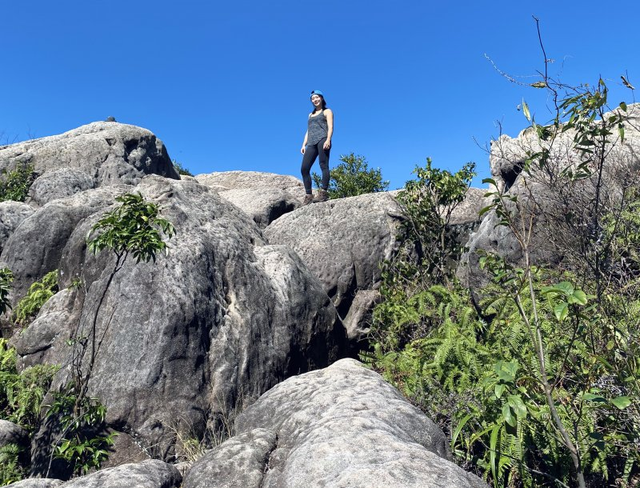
xmin=300 ymin=90 xmax=333 ymax=204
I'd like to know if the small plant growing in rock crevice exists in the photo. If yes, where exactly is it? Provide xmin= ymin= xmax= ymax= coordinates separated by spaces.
xmin=44 ymin=191 xmax=175 ymax=478
xmin=0 ymin=163 xmax=36 ymax=202
xmin=13 ymin=270 xmax=59 ymax=327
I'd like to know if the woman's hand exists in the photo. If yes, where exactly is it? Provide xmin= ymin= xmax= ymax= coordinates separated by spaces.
xmin=323 ymin=139 xmax=331 ymax=150
xmin=301 ymin=145 xmax=306 ymax=154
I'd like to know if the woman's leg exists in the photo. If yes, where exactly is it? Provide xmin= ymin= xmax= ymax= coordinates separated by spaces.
xmin=317 ymin=139 xmax=331 ymax=190
xmin=301 ymin=144 xmax=319 ymax=194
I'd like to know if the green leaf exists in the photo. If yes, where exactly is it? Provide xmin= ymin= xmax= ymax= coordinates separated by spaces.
xmin=495 ymin=384 xmax=506 ymax=399
xmin=508 ymin=395 xmax=527 ymax=419
xmin=583 ymin=392 xmax=607 ymax=403
xmin=554 ymin=302 xmax=569 ymax=322
xmin=502 ymin=403 xmax=516 ymax=427
xmin=553 ymin=281 xmax=575 ymax=296
xmin=569 ymin=290 xmax=588 ymax=306
xmin=479 ymin=205 xmax=494 ymax=217
xmin=611 ymin=396 xmax=632 ymax=410
xmin=522 ymin=100 xmax=531 ymax=121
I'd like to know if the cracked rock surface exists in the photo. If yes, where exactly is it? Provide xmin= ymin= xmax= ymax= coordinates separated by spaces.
xmin=184 ymin=359 xmax=488 ymax=488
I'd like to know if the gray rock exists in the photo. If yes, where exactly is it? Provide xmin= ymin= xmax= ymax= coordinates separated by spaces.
xmin=196 ymin=171 xmax=304 ymax=228
xmin=6 ymin=480 xmax=63 ymax=488
xmin=14 ymin=176 xmax=347 ymax=470
xmin=0 ymin=201 xmax=34 ymax=254
xmin=185 ymin=359 xmax=487 ymax=488
xmin=57 ymin=459 xmax=181 ymax=488
xmin=28 ymin=168 xmax=95 ymax=206
xmin=0 ymin=186 xmax=127 ymax=303
xmin=342 ymin=289 xmax=381 ymax=343
xmin=459 ymin=103 xmax=640 ymax=290
xmin=264 ymin=192 xmax=403 ymax=317
xmin=182 ymin=428 xmax=276 ymax=488
xmin=0 ymin=122 xmax=179 ymax=188
xmin=0 ymin=419 xmax=28 ymax=449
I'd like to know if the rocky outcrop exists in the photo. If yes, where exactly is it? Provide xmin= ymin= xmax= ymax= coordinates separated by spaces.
xmin=0 ymin=201 xmax=34 ymax=255
xmin=28 ymin=169 xmax=96 ymax=206
xmin=1 ymin=186 xmax=126 ymax=302
xmin=6 ymin=480 xmax=63 ymax=488
xmin=183 ymin=359 xmax=487 ymax=488
xmin=264 ymin=192 xmax=403 ymax=318
xmin=0 ymin=122 xmax=489 ymax=486
xmin=0 ymin=122 xmax=179 ymax=205
xmin=0 ymin=419 xmax=28 ymax=450
xmin=10 ymin=176 xmax=347 ymax=471
xmin=459 ymin=104 xmax=640 ymax=290
xmin=196 ymin=171 xmax=304 ymax=228
xmin=47 ymin=460 xmax=180 ymax=488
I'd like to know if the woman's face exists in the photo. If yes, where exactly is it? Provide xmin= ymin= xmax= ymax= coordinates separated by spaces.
xmin=311 ymin=94 xmax=323 ymax=107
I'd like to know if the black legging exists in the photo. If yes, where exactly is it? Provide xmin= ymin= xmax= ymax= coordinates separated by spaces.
xmin=301 ymin=138 xmax=330 ymax=194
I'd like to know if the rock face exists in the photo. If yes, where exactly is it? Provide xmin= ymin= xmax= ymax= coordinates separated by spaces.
xmin=0 ymin=122 xmax=179 ymax=205
xmin=58 ymin=460 xmax=181 ymax=488
xmin=183 ymin=359 xmax=488 ymax=488
xmin=1 ymin=186 xmax=126 ymax=303
xmin=0 ymin=123 xmax=487 ymax=486
xmin=7 ymin=460 xmax=181 ymax=488
xmin=28 ymin=169 xmax=96 ymax=207
xmin=264 ymin=192 xmax=403 ymax=319
xmin=6 ymin=480 xmax=63 ymax=488
xmin=0 ymin=201 xmax=34 ymax=254
xmin=10 ymin=176 xmax=347 ymax=471
xmin=196 ymin=171 xmax=304 ymax=228
xmin=0 ymin=419 xmax=28 ymax=450
xmin=459 ymin=104 xmax=640 ymax=290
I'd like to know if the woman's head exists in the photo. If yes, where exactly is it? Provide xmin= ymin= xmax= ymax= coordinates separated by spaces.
xmin=310 ymin=90 xmax=327 ymax=111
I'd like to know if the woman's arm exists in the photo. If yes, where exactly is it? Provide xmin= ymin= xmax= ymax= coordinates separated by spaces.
xmin=301 ymin=130 xmax=308 ymax=154
xmin=323 ymin=109 xmax=334 ymax=150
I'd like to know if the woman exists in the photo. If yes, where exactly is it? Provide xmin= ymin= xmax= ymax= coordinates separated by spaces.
xmin=300 ymin=90 xmax=334 ymax=204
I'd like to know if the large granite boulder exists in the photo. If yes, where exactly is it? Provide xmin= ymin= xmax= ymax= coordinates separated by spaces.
xmin=62 ymin=460 xmax=180 ymax=488
xmin=6 ymin=480 xmax=63 ymax=488
xmin=0 ymin=419 xmax=28 ymax=450
xmin=264 ymin=192 xmax=403 ymax=318
xmin=0 ymin=122 xmax=179 ymax=205
xmin=183 ymin=359 xmax=487 ymax=488
xmin=9 ymin=176 xmax=347 ymax=473
xmin=196 ymin=171 xmax=304 ymax=228
xmin=459 ymin=103 xmax=640 ymax=291
xmin=0 ymin=186 xmax=126 ymax=303
xmin=28 ymin=168 xmax=96 ymax=206
xmin=264 ymin=188 xmax=486 ymax=328
xmin=0 ymin=201 xmax=34 ymax=255
xmin=8 ymin=459 xmax=180 ymax=488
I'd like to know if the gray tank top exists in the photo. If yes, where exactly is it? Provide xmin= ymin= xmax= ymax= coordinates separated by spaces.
xmin=307 ymin=110 xmax=328 ymax=145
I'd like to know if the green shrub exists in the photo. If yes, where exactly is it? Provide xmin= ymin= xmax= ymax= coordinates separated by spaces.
xmin=0 ymin=443 xmax=26 ymax=485
xmin=0 ymin=338 xmax=58 ymax=433
xmin=0 ymin=163 xmax=36 ymax=202
xmin=0 ymin=268 xmax=13 ymax=316
xmin=312 ymin=153 xmax=389 ymax=198
xmin=13 ymin=270 xmax=58 ymax=326
xmin=173 ymin=160 xmax=193 ymax=177
xmin=367 ymin=73 xmax=640 ymax=487
xmin=47 ymin=388 xmax=116 ymax=477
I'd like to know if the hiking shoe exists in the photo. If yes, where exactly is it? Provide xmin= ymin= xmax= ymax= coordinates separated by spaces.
xmin=302 ymin=193 xmax=314 ymax=206
xmin=313 ymin=189 xmax=329 ymax=203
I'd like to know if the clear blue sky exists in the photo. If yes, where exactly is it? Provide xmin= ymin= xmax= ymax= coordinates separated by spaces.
xmin=1 ymin=1 xmax=638 ymax=190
